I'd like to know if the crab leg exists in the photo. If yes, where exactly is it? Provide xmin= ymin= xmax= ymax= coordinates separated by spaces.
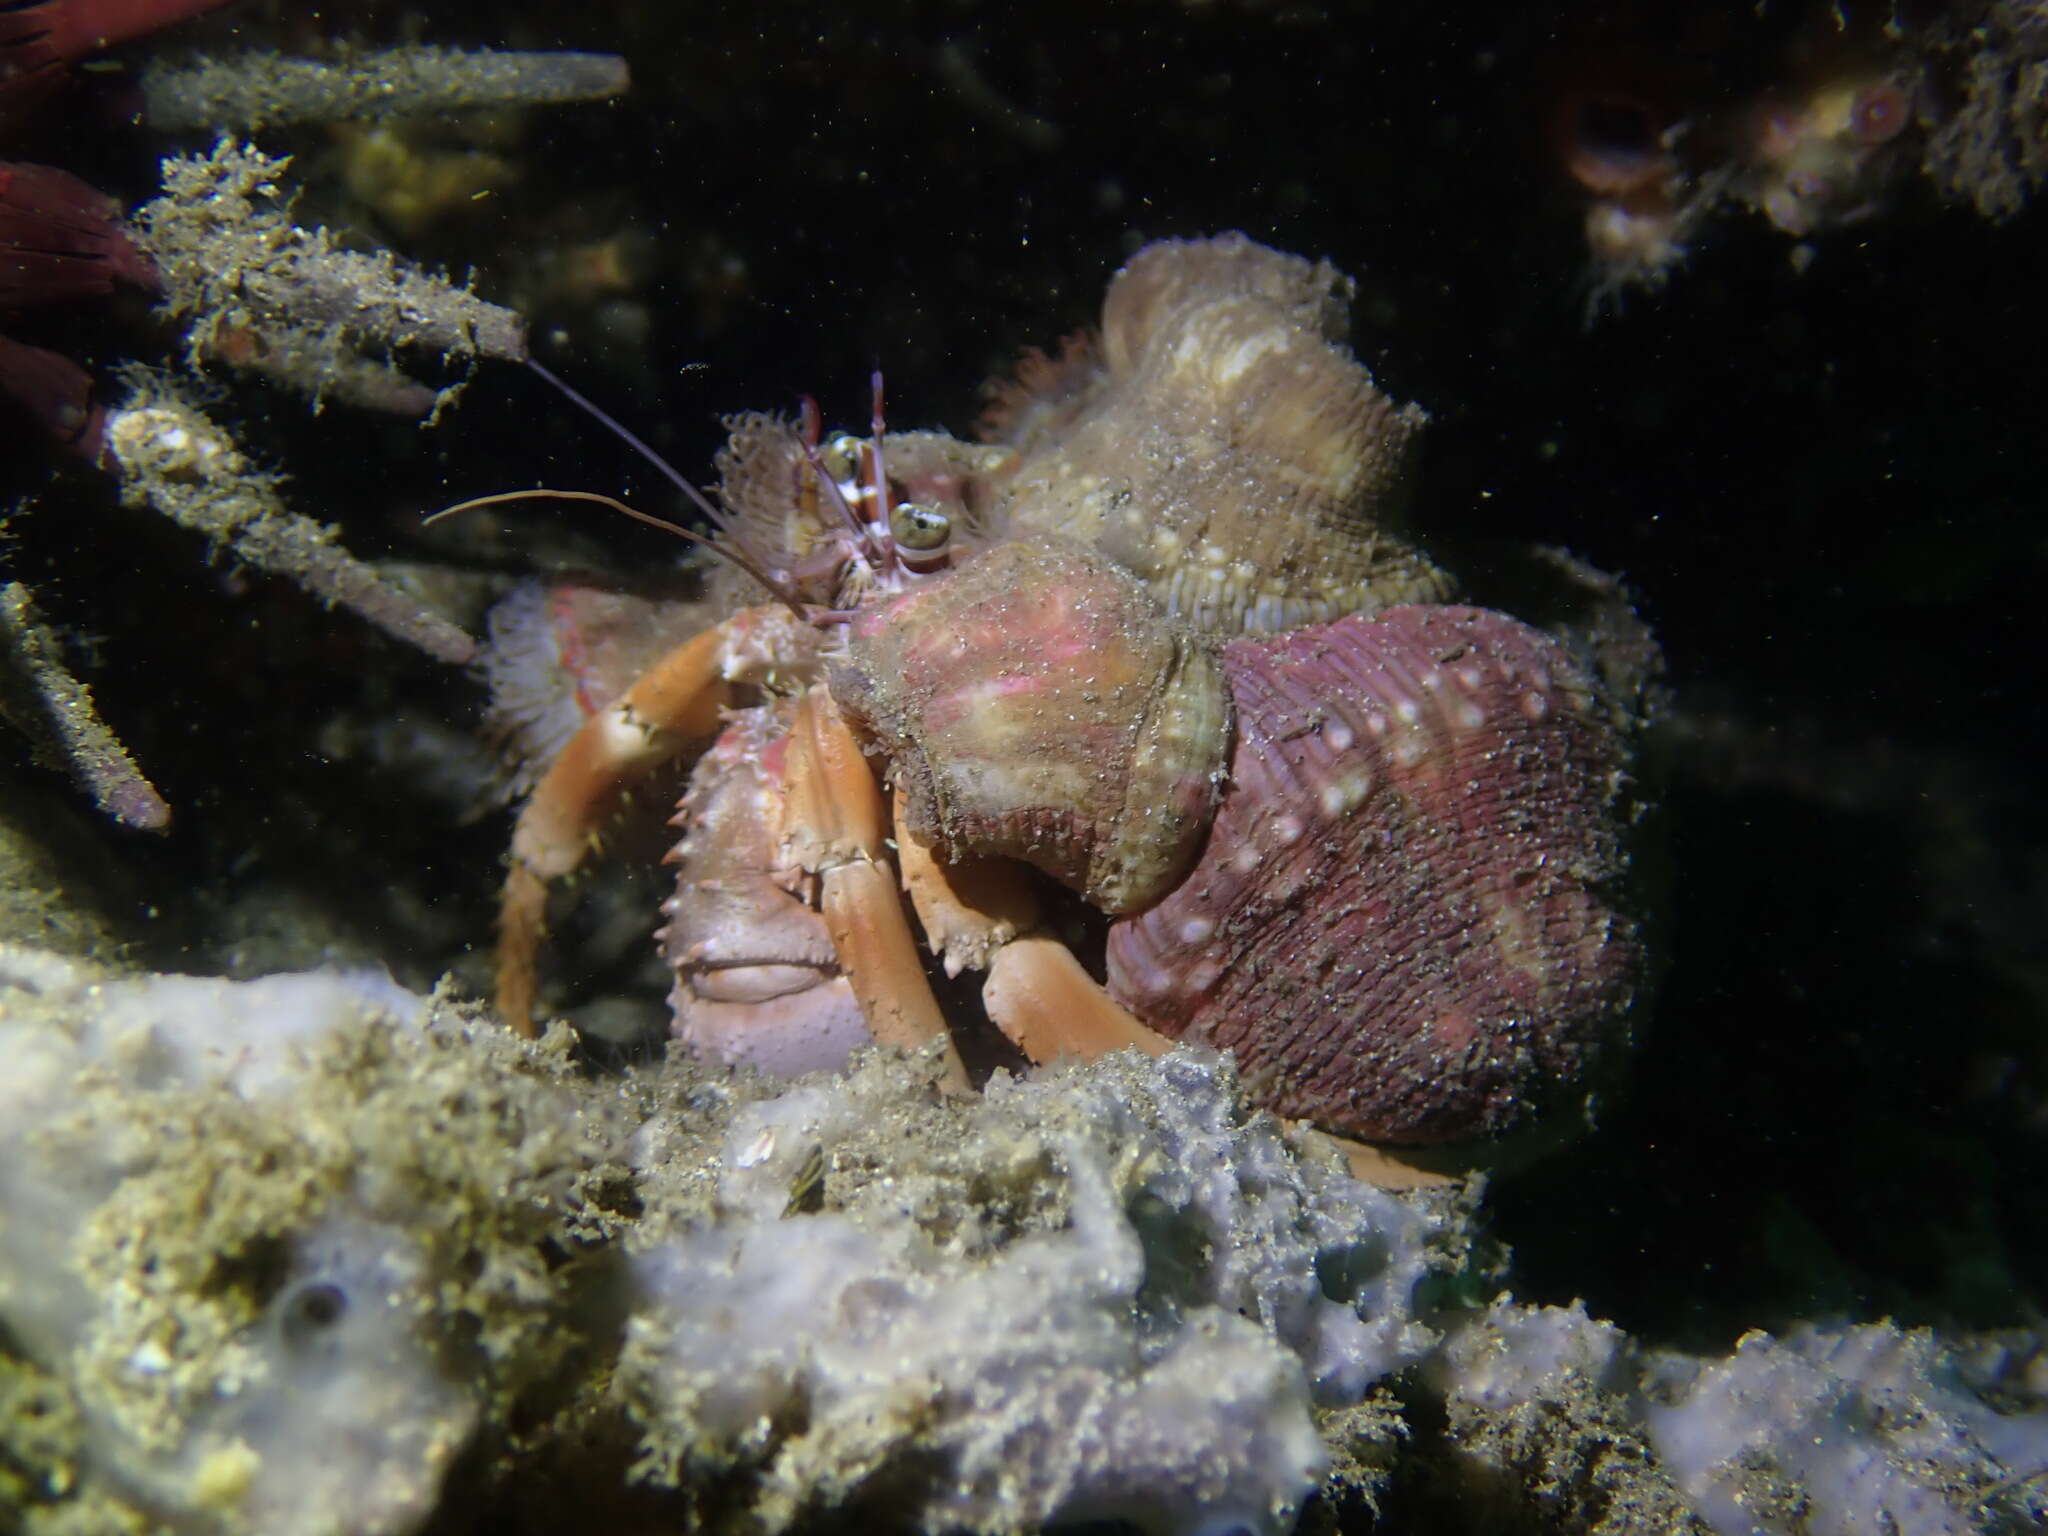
xmin=893 ymin=794 xmax=1452 ymax=1188
xmin=497 ymin=622 xmax=737 ymax=1034
xmin=888 ymin=795 xmax=1173 ymax=1062
xmin=983 ymin=939 xmax=1178 ymax=1060
xmin=985 ymin=918 xmax=1455 ymax=1188
xmin=781 ymin=687 xmax=970 ymax=1091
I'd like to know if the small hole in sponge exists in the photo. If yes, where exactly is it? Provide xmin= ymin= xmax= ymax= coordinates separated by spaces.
xmin=280 ymin=1281 xmax=349 ymax=1346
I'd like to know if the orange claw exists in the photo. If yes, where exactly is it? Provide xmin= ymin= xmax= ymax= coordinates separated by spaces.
xmin=892 ymin=786 xmax=1038 ymax=978
xmin=496 ymin=622 xmax=736 ymax=1035
xmin=982 ymin=931 xmax=1454 ymax=1189
xmin=914 ymin=812 xmax=1455 ymax=1190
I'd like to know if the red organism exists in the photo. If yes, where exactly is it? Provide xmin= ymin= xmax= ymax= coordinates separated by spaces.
xmin=1850 ymin=79 xmax=1912 ymax=145
xmin=0 ymin=0 xmax=230 ymax=453
xmin=0 ymin=159 xmax=156 ymax=453
xmin=0 ymin=0 xmax=231 ymax=128
xmin=0 ymin=161 xmax=154 ymax=303
xmin=1539 ymin=43 xmax=1686 ymax=205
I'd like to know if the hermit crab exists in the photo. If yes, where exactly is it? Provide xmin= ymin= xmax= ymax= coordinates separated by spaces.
xmin=480 ymin=234 xmax=1651 ymax=1181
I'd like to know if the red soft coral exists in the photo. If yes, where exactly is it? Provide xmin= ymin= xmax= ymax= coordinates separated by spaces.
xmin=0 ymin=0 xmax=228 ymax=453
xmin=1 ymin=0 xmax=231 ymax=129
xmin=0 ymin=159 xmax=156 ymax=453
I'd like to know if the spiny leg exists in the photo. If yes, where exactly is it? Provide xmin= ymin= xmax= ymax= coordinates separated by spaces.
xmin=781 ymin=686 xmax=969 ymax=1091
xmin=498 ymin=621 xmax=736 ymax=1035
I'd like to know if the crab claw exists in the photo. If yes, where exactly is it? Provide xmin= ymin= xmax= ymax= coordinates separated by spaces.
xmin=661 ymin=703 xmax=876 ymax=1077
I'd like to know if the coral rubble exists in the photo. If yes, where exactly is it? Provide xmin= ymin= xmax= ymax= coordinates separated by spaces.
xmin=0 ymin=949 xmax=1468 ymax=1535
xmin=1921 ymin=0 xmax=2048 ymax=218
xmin=4 ymin=129 xmax=537 ymax=820
xmin=0 ymin=952 xmax=614 ymax=1536
xmin=1430 ymin=1299 xmax=2048 ymax=1535
xmin=101 ymin=373 xmax=475 ymax=664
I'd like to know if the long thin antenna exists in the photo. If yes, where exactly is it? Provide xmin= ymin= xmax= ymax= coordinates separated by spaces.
xmin=426 ymin=488 xmax=808 ymax=620
xmin=867 ymin=369 xmax=897 ymax=580
xmin=525 ymin=356 xmax=736 ymax=538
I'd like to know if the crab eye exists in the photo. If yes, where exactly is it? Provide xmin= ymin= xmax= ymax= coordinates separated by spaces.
xmin=889 ymin=500 xmax=952 ymax=554
xmin=821 ymin=433 xmax=862 ymax=482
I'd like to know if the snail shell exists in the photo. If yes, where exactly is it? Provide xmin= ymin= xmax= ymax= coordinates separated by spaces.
xmin=1106 ymin=604 xmax=1642 ymax=1145
xmin=834 ymin=540 xmax=1230 ymax=914
xmin=985 ymin=232 xmax=1455 ymax=637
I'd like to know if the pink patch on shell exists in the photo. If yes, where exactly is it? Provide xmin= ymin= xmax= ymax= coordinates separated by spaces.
xmin=1106 ymin=604 xmax=1642 ymax=1146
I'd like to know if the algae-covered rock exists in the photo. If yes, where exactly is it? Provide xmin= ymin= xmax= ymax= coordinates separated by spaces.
xmin=7 ymin=946 xmax=2036 ymax=1536
xmin=619 ymin=1047 xmax=1472 ymax=1534
xmin=0 ymin=947 xmax=1478 ymax=1536
xmin=0 ymin=949 xmax=627 ymax=1536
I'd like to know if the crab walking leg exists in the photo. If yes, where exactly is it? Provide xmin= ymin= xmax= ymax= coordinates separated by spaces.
xmin=497 ymin=623 xmax=737 ymax=1035
xmin=781 ymin=687 xmax=970 ymax=1091
xmin=983 ymin=939 xmax=1178 ymax=1061
xmin=890 ymin=797 xmax=1174 ymax=1062
xmin=981 ymin=921 xmax=1452 ymax=1186
xmin=894 ymin=795 xmax=1453 ymax=1188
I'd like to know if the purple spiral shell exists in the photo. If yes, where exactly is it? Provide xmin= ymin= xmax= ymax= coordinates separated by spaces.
xmin=1106 ymin=604 xmax=1642 ymax=1145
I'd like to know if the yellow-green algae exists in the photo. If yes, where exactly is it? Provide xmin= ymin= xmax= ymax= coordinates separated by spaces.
xmin=8 ymin=948 xmax=2039 ymax=1536
xmin=0 ymin=955 xmax=639 ymax=1533
xmin=2 ymin=950 xmax=1470 ymax=1534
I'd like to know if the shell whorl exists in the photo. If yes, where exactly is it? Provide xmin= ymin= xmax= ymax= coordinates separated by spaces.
xmin=1106 ymin=604 xmax=1642 ymax=1145
xmin=988 ymin=233 xmax=1454 ymax=637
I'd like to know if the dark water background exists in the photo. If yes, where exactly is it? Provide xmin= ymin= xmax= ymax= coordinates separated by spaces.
xmin=4 ymin=0 xmax=2043 ymax=1354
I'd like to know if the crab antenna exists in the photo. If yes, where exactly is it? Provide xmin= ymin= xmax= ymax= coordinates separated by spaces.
xmin=797 ymin=394 xmax=873 ymax=549
xmin=524 ymin=357 xmax=739 ymax=538
xmin=867 ymin=369 xmax=897 ymax=578
xmin=425 ymin=488 xmax=809 ymax=620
